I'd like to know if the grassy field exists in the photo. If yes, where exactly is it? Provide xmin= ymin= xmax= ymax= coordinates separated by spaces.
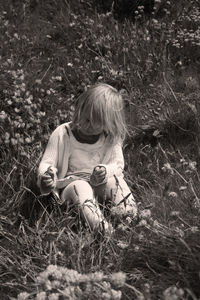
xmin=0 ymin=0 xmax=200 ymax=299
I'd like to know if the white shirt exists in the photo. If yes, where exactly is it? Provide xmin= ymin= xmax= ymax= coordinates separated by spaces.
xmin=38 ymin=122 xmax=125 ymax=194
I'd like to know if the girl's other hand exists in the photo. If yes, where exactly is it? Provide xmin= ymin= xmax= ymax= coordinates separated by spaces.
xmin=93 ymin=166 xmax=106 ymax=183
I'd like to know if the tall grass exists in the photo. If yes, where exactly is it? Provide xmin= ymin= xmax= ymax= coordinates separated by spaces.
xmin=0 ymin=0 xmax=200 ymax=299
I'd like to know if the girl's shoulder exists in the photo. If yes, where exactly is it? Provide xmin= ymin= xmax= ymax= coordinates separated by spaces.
xmin=52 ymin=121 xmax=72 ymax=138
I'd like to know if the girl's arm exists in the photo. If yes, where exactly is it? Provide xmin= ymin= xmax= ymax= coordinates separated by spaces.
xmin=37 ymin=128 xmax=60 ymax=194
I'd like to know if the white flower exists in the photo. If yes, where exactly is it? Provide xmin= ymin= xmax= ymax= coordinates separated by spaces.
xmin=117 ymin=241 xmax=129 ymax=249
xmin=190 ymin=226 xmax=199 ymax=233
xmin=179 ymin=186 xmax=187 ymax=191
xmin=63 ymin=269 xmax=80 ymax=283
xmin=89 ymin=271 xmax=104 ymax=282
xmin=62 ymin=286 xmax=75 ymax=297
xmin=55 ymin=76 xmax=62 ymax=81
xmin=163 ymin=286 xmax=184 ymax=300
xmin=137 ymin=219 xmax=148 ymax=227
xmin=48 ymin=293 xmax=59 ymax=300
xmin=110 ymin=289 xmax=122 ymax=300
xmin=17 ymin=292 xmax=30 ymax=300
xmin=0 ymin=111 xmax=7 ymax=121
xmin=188 ymin=161 xmax=197 ymax=170
xmin=36 ymin=291 xmax=46 ymax=300
xmin=14 ymin=33 xmax=19 ymax=39
xmin=140 ymin=209 xmax=151 ymax=220
xmin=109 ymin=272 xmax=126 ymax=287
xmin=170 ymin=211 xmax=180 ymax=217
xmin=153 ymin=220 xmax=160 ymax=228
xmin=168 ymin=192 xmax=178 ymax=198
xmin=102 ymin=292 xmax=111 ymax=300
xmin=35 ymin=79 xmax=42 ymax=84
xmin=162 ymin=163 xmax=174 ymax=174
xmin=134 ymin=245 xmax=140 ymax=252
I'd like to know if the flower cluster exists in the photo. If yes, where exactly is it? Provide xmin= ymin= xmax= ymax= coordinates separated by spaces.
xmin=163 ymin=285 xmax=185 ymax=300
xmin=17 ymin=265 xmax=126 ymax=299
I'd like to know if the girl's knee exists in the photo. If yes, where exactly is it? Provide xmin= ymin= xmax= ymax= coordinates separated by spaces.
xmin=61 ymin=180 xmax=94 ymax=203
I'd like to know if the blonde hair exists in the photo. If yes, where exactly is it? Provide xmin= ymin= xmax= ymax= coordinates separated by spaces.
xmin=72 ymin=83 xmax=128 ymax=143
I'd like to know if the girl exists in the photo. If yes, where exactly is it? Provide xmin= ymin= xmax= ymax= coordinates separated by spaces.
xmin=37 ymin=83 xmax=137 ymax=233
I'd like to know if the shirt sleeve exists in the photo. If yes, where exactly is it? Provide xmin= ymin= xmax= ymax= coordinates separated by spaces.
xmin=100 ymin=142 xmax=124 ymax=178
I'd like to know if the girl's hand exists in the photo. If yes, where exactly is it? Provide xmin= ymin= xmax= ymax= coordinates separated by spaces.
xmin=93 ymin=166 xmax=106 ymax=183
xmin=41 ymin=167 xmax=56 ymax=190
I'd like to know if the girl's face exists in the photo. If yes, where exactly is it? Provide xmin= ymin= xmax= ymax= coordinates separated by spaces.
xmin=77 ymin=118 xmax=103 ymax=136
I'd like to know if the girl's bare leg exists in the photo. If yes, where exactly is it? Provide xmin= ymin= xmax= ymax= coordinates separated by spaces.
xmin=61 ymin=180 xmax=110 ymax=231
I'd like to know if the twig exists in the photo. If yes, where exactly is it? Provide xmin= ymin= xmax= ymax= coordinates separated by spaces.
xmin=125 ymin=283 xmax=144 ymax=297
xmin=40 ymin=61 xmax=52 ymax=82
xmin=0 ymin=174 xmax=16 ymax=193
xmin=163 ymin=72 xmax=179 ymax=103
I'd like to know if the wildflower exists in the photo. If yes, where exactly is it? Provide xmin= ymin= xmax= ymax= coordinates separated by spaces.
xmin=137 ymin=219 xmax=148 ymax=227
xmin=7 ymin=100 xmax=12 ymax=105
xmin=17 ymin=292 xmax=30 ymax=300
xmin=170 ymin=211 xmax=180 ymax=217
xmin=55 ymin=76 xmax=62 ymax=81
xmin=110 ymin=289 xmax=122 ymax=300
xmin=0 ymin=111 xmax=7 ymax=121
xmin=117 ymin=241 xmax=129 ymax=249
xmin=62 ymin=286 xmax=75 ymax=297
xmin=51 ymin=280 xmax=61 ymax=289
xmin=179 ymin=186 xmax=187 ymax=191
xmin=4 ymin=132 xmax=10 ymax=140
xmin=25 ymin=137 xmax=32 ymax=144
xmin=89 ymin=271 xmax=104 ymax=282
xmin=189 ymin=226 xmax=199 ymax=233
xmin=152 ymin=18 xmax=158 ymax=24
xmin=168 ymin=192 xmax=178 ymax=198
xmin=35 ymin=79 xmax=42 ymax=84
xmin=48 ymin=293 xmax=59 ymax=300
xmin=109 ymin=272 xmax=126 ymax=287
xmin=67 ymin=63 xmax=73 ymax=67
xmin=138 ymin=233 xmax=145 ymax=241
xmin=175 ymin=227 xmax=184 ymax=238
xmin=163 ymin=286 xmax=184 ymax=300
xmin=188 ymin=161 xmax=197 ymax=171
xmin=36 ymin=291 xmax=46 ymax=300
xmin=134 ymin=245 xmax=140 ymax=252
xmin=162 ymin=163 xmax=174 ymax=175
xmin=69 ymin=22 xmax=75 ymax=27
xmin=117 ymin=223 xmax=127 ymax=231
xmin=140 ymin=209 xmax=151 ymax=220
xmin=45 ymin=279 xmax=52 ymax=290
xmin=125 ymin=216 xmax=132 ymax=224
xmin=63 ymin=269 xmax=80 ymax=283
xmin=102 ymin=292 xmax=111 ymax=300
xmin=11 ymin=138 xmax=18 ymax=146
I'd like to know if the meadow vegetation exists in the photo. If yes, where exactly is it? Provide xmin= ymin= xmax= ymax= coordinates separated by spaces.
xmin=0 ymin=0 xmax=200 ymax=299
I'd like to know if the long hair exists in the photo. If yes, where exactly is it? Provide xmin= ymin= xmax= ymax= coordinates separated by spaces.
xmin=72 ymin=83 xmax=128 ymax=143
